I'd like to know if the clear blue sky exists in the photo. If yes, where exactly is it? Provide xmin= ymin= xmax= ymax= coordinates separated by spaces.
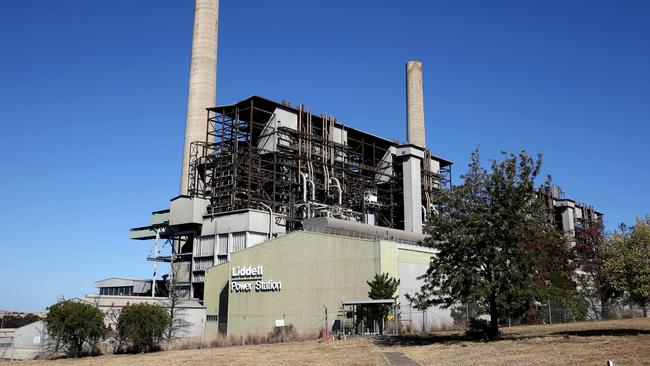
xmin=0 ymin=0 xmax=648 ymax=312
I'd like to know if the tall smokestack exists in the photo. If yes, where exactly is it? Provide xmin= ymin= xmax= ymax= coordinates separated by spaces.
xmin=180 ymin=0 xmax=219 ymax=195
xmin=406 ymin=61 xmax=425 ymax=148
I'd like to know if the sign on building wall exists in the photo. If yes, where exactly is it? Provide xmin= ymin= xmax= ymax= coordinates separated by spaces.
xmin=230 ymin=265 xmax=282 ymax=293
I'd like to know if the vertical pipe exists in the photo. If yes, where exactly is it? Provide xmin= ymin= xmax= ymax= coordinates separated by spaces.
xmin=259 ymin=202 xmax=273 ymax=239
xmin=180 ymin=0 xmax=219 ymax=195
xmin=152 ymin=231 xmax=159 ymax=297
xmin=406 ymin=61 xmax=426 ymax=148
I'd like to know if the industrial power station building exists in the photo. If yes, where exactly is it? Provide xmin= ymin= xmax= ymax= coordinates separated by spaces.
xmin=89 ymin=0 xmax=602 ymax=338
xmin=126 ymin=86 xmax=457 ymax=336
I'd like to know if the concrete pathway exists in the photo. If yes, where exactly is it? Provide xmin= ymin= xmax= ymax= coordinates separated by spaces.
xmin=383 ymin=351 xmax=420 ymax=366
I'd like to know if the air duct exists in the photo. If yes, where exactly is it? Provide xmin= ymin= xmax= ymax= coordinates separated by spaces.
xmin=180 ymin=0 xmax=219 ymax=195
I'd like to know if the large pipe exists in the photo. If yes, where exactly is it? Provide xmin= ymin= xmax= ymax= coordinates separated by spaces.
xmin=300 ymin=172 xmax=308 ymax=202
xmin=406 ymin=61 xmax=426 ymax=148
xmin=330 ymin=177 xmax=342 ymax=205
xmin=259 ymin=202 xmax=274 ymax=239
xmin=180 ymin=0 xmax=219 ymax=194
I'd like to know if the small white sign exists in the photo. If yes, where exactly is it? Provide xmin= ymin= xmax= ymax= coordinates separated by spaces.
xmin=275 ymin=319 xmax=285 ymax=327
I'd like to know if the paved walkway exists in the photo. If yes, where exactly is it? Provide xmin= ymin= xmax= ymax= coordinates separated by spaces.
xmin=383 ymin=351 xmax=420 ymax=366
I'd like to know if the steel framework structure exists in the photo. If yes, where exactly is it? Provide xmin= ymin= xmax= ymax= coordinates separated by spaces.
xmin=188 ymin=96 xmax=450 ymax=232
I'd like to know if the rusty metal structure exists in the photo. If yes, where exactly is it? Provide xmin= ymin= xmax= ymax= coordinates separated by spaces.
xmin=540 ymin=184 xmax=603 ymax=242
xmin=186 ymin=96 xmax=451 ymax=232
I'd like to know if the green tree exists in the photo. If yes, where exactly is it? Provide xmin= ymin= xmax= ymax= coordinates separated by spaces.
xmin=604 ymin=218 xmax=650 ymax=317
xmin=574 ymin=221 xmax=620 ymax=319
xmin=117 ymin=303 xmax=170 ymax=353
xmin=44 ymin=300 xmax=106 ymax=357
xmin=417 ymin=149 xmax=575 ymax=338
xmin=367 ymin=273 xmax=400 ymax=335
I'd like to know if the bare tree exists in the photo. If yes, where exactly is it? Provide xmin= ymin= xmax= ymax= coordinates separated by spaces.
xmin=159 ymin=265 xmax=191 ymax=341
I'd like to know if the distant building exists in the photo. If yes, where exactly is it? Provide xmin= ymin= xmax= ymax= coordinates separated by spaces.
xmin=541 ymin=185 xmax=604 ymax=242
xmin=78 ymin=280 xmax=206 ymax=338
xmin=0 ymin=321 xmax=45 ymax=361
xmin=94 ymin=277 xmax=168 ymax=297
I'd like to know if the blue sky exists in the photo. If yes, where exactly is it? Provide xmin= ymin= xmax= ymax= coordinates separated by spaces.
xmin=0 ymin=0 xmax=648 ymax=312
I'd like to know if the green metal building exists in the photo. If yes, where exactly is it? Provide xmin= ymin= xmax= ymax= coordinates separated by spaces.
xmin=203 ymin=230 xmax=451 ymax=336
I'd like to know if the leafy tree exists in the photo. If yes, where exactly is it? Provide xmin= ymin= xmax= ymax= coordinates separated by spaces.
xmin=417 ymin=149 xmax=575 ymax=338
xmin=604 ymin=217 xmax=650 ymax=317
xmin=520 ymin=224 xmax=583 ymax=323
xmin=43 ymin=300 xmax=106 ymax=357
xmin=117 ymin=303 xmax=170 ymax=353
xmin=367 ymin=273 xmax=400 ymax=335
xmin=574 ymin=221 xmax=620 ymax=319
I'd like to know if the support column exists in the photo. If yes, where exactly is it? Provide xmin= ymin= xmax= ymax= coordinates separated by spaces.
xmin=397 ymin=145 xmax=424 ymax=234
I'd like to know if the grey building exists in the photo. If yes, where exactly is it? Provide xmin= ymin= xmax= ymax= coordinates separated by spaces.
xmin=0 ymin=321 xmax=45 ymax=361
xmin=542 ymin=185 xmax=604 ymax=242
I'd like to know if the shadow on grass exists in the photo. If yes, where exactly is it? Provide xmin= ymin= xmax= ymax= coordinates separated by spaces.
xmin=374 ymin=327 xmax=650 ymax=348
xmin=552 ymin=329 xmax=650 ymax=337
xmin=373 ymin=334 xmax=471 ymax=347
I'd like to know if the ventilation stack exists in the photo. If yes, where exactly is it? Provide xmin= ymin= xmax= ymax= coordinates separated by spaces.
xmin=406 ymin=61 xmax=426 ymax=148
xmin=179 ymin=0 xmax=219 ymax=195
xmin=398 ymin=60 xmax=426 ymax=234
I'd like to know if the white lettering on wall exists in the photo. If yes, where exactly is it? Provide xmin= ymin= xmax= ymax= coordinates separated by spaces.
xmin=231 ymin=265 xmax=264 ymax=278
xmin=255 ymin=280 xmax=282 ymax=292
xmin=230 ymin=265 xmax=281 ymax=293
xmin=231 ymin=281 xmax=252 ymax=292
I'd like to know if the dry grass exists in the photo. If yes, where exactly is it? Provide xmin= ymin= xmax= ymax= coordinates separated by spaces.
xmin=399 ymin=334 xmax=650 ymax=365
xmin=393 ymin=318 xmax=650 ymax=366
xmin=10 ymin=318 xmax=650 ymax=365
xmin=162 ymin=327 xmax=316 ymax=351
xmin=12 ymin=338 xmax=386 ymax=366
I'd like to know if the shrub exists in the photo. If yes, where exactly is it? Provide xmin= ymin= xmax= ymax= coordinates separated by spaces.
xmin=267 ymin=324 xmax=296 ymax=342
xmin=117 ymin=303 xmax=169 ymax=353
xmin=44 ymin=300 xmax=106 ymax=357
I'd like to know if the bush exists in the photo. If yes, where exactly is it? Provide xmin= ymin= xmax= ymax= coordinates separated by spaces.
xmin=117 ymin=303 xmax=169 ymax=353
xmin=44 ymin=300 xmax=106 ymax=358
xmin=267 ymin=324 xmax=296 ymax=342
xmin=465 ymin=318 xmax=495 ymax=340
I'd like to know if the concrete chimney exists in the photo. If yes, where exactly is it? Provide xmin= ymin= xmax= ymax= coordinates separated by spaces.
xmin=406 ymin=61 xmax=425 ymax=148
xmin=180 ymin=0 xmax=219 ymax=195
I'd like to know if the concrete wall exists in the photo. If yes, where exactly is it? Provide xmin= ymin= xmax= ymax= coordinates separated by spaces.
xmin=0 ymin=321 xmax=44 ymax=360
xmin=396 ymin=246 xmax=453 ymax=331
xmin=200 ymin=210 xmax=285 ymax=237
